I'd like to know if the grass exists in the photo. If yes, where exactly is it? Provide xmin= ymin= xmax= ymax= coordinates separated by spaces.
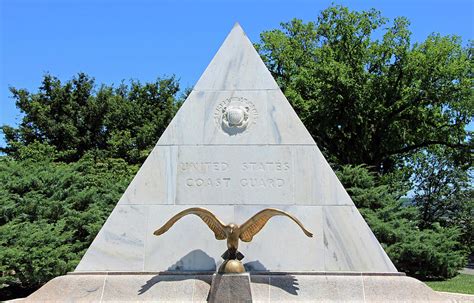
xmin=425 ymin=274 xmax=474 ymax=295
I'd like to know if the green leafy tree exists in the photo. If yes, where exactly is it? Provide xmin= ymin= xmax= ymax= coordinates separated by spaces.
xmin=1 ymin=73 xmax=181 ymax=164
xmin=0 ymin=72 xmax=182 ymax=299
xmin=411 ymin=147 xmax=473 ymax=252
xmin=256 ymin=5 xmax=472 ymax=173
xmin=337 ymin=165 xmax=466 ymax=279
xmin=256 ymin=4 xmax=472 ymax=279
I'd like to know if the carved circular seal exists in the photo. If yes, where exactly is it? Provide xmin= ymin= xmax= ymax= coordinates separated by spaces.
xmin=214 ymin=97 xmax=258 ymax=135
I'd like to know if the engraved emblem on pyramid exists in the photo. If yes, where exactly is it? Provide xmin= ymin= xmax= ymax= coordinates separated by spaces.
xmin=75 ymin=23 xmax=397 ymax=274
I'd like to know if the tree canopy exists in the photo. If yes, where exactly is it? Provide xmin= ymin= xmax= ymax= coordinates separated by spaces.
xmin=255 ymin=5 xmax=472 ymax=279
xmin=256 ymin=5 xmax=472 ymax=173
xmin=1 ymin=73 xmax=181 ymax=164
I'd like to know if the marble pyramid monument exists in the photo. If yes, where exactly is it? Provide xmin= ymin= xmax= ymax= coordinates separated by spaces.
xmin=26 ymin=23 xmax=453 ymax=302
xmin=75 ymin=23 xmax=396 ymax=273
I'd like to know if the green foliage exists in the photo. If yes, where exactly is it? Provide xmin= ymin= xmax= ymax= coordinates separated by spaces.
xmin=257 ymin=5 xmax=472 ymax=173
xmin=337 ymin=165 xmax=467 ymax=279
xmin=426 ymin=274 xmax=474 ymax=294
xmin=410 ymin=147 xmax=473 ymax=253
xmin=0 ymin=220 xmax=75 ymax=289
xmin=0 ymin=152 xmax=137 ymax=296
xmin=387 ymin=224 xmax=466 ymax=279
xmin=257 ymin=4 xmax=472 ymax=280
xmin=1 ymin=73 xmax=181 ymax=164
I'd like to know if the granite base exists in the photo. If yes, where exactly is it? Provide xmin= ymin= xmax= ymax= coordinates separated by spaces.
xmin=208 ymin=273 xmax=252 ymax=303
xmin=24 ymin=272 xmax=463 ymax=302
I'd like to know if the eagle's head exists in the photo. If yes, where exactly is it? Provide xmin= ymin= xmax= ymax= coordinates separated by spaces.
xmin=227 ymin=223 xmax=237 ymax=235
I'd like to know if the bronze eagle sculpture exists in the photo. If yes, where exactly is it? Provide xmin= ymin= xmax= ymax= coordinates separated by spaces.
xmin=153 ymin=207 xmax=313 ymax=263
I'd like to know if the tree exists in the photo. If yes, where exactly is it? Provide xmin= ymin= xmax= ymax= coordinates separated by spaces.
xmin=256 ymin=5 xmax=472 ymax=173
xmin=337 ymin=165 xmax=466 ymax=280
xmin=0 ymin=73 xmax=182 ymax=298
xmin=411 ymin=147 xmax=473 ymax=252
xmin=1 ymin=73 xmax=181 ymax=164
xmin=256 ymin=4 xmax=472 ymax=278
xmin=0 ymin=145 xmax=137 ymax=299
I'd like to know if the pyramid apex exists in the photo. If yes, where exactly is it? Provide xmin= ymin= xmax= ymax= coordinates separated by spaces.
xmin=159 ymin=22 xmax=316 ymax=145
xmin=232 ymin=21 xmax=242 ymax=28
xmin=228 ymin=22 xmax=245 ymax=37
xmin=193 ymin=21 xmax=279 ymax=91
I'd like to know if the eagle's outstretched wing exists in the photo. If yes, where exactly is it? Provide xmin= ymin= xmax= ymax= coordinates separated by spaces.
xmin=153 ymin=207 xmax=227 ymax=240
xmin=239 ymin=208 xmax=313 ymax=242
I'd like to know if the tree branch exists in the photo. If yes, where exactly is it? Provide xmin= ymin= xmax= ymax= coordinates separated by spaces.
xmin=385 ymin=140 xmax=470 ymax=157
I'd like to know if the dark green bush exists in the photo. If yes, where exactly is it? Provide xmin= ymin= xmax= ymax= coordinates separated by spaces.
xmin=337 ymin=165 xmax=467 ymax=280
xmin=0 ymin=146 xmax=136 ymax=297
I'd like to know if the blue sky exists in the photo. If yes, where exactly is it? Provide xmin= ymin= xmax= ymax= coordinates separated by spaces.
xmin=1 ymin=0 xmax=473 ymax=148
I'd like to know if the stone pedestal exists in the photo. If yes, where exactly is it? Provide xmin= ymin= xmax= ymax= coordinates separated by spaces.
xmin=209 ymin=273 xmax=252 ymax=303
xmin=23 ymin=272 xmax=463 ymax=302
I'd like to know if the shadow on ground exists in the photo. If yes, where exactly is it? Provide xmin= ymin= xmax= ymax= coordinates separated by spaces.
xmin=138 ymin=249 xmax=215 ymax=295
xmin=245 ymin=260 xmax=300 ymax=295
xmin=139 ymin=252 xmax=300 ymax=296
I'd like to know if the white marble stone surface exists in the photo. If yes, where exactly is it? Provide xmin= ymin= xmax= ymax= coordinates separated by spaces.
xmin=158 ymin=90 xmax=206 ymax=145
xmin=144 ymin=205 xmax=234 ymax=272
xmin=322 ymin=206 xmax=397 ymax=272
xmin=236 ymin=205 xmax=323 ymax=271
xmin=75 ymin=23 xmax=398 ymax=274
xmin=118 ymin=145 xmax=177 ymax=205
xmin=175 ymin=145 xmax=294 ymax=205
xmin=116 ymin=145 xmax=354 ymax=207
xmin=199 ymin=90 xmax=314 ymax=145
xmin=158 ymin=90 xmax=315 ymax=146
xmin=77 ymin=204 xmax=395 ymax=272
xmin=76 ymin=205 xmax=148 ymax=271
xmin=293 ymin=145 xmax=354 ymax=206
xmin=193 ymin=23 xmax=279 ymax=91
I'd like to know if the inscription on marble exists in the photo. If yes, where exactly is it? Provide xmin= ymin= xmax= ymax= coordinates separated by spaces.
xmin=178 ymin=162 xmax=230 ymax=172
xmin=175 ymin=147 xmax=294 ymax=204
xmin=214 ymin=97 xmax=258 ymax=135
xmin=179 ymin=161 xmax=290 ymax=189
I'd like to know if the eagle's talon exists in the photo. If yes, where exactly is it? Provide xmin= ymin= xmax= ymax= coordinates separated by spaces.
xmin=221 ymin=249 xmax=245 ymax=261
